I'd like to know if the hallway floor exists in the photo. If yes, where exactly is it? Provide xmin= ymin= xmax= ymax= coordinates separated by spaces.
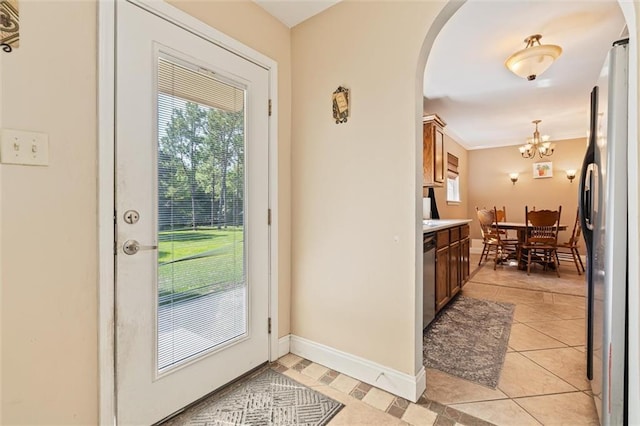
xmin=168 ymin=252 xmax=598 ymax=425
xmin=276 ymin=253 xmax=598 ymax=425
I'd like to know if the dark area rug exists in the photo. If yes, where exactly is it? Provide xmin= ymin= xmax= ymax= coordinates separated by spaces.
xmin=161 ymin=368 xmax=343 ymax=426
xmin=423 ymin=295 xmax=515 ymax=388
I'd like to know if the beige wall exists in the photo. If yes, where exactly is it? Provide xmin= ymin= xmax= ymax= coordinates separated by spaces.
xmin=290 ymin=1 xmax=445 ymax=375
xmin=467 ymin=137 xmax=587 ymax=248
xmin=423 ymin=132 xmax=469 ymax=220
xmin=1 ymin=1 xmax=98 ymax=423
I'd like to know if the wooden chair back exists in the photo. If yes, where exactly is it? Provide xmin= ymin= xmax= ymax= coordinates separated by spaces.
xmin=495 ymin=206 xmax=507 ymax=223
xmin=525 ymin=206 xmax=562 ymax=246
xmin=566 ymin=207 xmax=582 ymax=246
xmin=476 ymin=207 xmax=498 ymax=240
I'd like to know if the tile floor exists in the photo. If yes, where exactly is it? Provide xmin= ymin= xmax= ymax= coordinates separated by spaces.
xmin=275 ymin=252 xmax=598 ymax=426
xmin=170 ymin=251 xmax=598 ymax=425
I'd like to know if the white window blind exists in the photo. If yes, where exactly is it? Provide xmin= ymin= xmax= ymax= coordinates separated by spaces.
xmin=156 ymin=55 xmax=247 ymax=371
xmin=447 ymin=153 xmax=461 ymax=203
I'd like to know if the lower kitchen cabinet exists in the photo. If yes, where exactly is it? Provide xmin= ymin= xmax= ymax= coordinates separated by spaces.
xmin=435 ymin=230 xmax=450 ymax=312
xmin=434 ymin=224 xmax=470 ymax=314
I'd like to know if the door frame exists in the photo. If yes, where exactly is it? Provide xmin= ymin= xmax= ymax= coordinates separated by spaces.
xmin=98 ymin=1 xmax=279 ymax=423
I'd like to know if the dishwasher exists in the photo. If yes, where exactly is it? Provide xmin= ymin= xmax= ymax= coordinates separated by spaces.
xmin=423 ymin=233 xmax=436 ymax=329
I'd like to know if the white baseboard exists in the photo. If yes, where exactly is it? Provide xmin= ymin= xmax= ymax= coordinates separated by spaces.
xmin=470 ymin=238 xmax=484 ymax=254
xmin=289 ymin=335 xmax=425 ymax=403
xmin=278 ymin=334 xmax=291 ymax=358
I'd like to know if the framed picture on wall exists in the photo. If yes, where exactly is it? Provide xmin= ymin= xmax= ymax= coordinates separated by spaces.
xmin=533 ymin=162 xmax=553 ymax=179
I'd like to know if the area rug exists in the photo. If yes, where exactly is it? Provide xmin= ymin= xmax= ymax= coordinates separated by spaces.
xmin=423 ymin=295 xmax=515 ymax=388
xmin=161 ymin=368 xmax=344 ymax=425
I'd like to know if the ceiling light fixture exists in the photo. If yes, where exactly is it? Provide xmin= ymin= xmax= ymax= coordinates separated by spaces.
xmin=519 ymin=120 xmax=554 ymax=159
xmin=505 ymin=34 xmax=562 ymax=81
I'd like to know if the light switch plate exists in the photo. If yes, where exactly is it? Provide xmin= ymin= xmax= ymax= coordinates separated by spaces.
xmin=0 ymin=128 xmax=49 ymax=166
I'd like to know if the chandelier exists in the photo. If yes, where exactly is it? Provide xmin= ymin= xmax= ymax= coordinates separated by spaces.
xmin=505 ymin=34 xmax=562 ymax=81
xmin=519 ymin=120 xmax=554 ymax=159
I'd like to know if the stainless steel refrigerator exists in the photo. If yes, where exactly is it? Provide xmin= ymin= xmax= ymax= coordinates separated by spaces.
xmin=580 ymin=38 xmax=628 ymax=425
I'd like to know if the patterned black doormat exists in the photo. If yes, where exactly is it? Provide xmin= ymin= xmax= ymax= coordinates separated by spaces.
xmin=161 ymin=368 xmax=344 ymax=425
xmin=423 ymin=295 xmax=515 ymax=388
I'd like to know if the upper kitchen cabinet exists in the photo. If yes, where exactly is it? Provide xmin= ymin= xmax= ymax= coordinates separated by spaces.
xmin=423 ymin=114 xmax=446 ymax=187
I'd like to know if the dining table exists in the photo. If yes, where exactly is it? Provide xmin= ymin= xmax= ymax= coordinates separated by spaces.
xmin=493 ymin=221 xmax=568 ymax=270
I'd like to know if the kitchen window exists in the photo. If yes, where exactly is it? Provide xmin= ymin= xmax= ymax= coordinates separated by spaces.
xmin=447 ymin=153 xmax=460 ymax=204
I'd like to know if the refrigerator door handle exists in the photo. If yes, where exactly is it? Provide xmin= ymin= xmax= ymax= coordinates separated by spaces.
xmin=581 ymin=85 xmax=598 ymax=382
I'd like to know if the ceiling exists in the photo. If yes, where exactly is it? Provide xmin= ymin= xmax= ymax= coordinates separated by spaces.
xmin=255 ymin=1 xmax=627 ymax=150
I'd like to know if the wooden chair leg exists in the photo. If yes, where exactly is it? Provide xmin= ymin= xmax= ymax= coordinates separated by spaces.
xmin=554 ymin=250 xmax=561 ymax=277
xmin=479 ymin=243 xmax=488 ymax=265
xmin=570 ymin=248 xmax=582 ymax=275
xmin=527 ymin=249 xmax=532 ymax=275
xmin=575 ymin=248 xmax=586 ymax=272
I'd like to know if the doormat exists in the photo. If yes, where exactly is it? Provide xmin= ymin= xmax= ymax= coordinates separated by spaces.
xmin=423 ymin=295 xmax=515 ymax=388
xmin=160 ymin=368 xmax=344 ymax=425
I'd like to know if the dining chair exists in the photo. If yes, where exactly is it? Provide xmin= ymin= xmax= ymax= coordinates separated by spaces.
xmin=476 ymin=207 xmax=519 ymax=269
xmin=494 ymin=205 xmax=511 ymax=239
xmin=518 ymin=206 xmax=562 ymax=276
xmin=556 ymin=207 xmax=586 ymax=275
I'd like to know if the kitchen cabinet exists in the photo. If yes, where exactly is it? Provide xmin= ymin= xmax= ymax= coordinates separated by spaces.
xmin=433 ymin=224 xmax=471 ymax=314
xmin=449 ymin=227 xmax=461 ymax=298
xmin=423 ymin=114 xmax=446 ymax=187
xmin=435 ymin=229 xmax=450 ymax=312
xmin=461 ymin=225 xmax=470 ymax=283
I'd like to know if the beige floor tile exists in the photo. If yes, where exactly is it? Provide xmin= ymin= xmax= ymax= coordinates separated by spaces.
xmin=277 ymin=353 xmax=303 ymax=368
xmin=514 ymin=392 xmax=599 ymax=425
xmin=451 ymin=399 xmax=542 ymax=426
xmin=469 ymin=255 xmax=586 ymax=296
xmin=401 ymin=403 xmax=438 ymax=426
xmin=283 ymin=368 xmax=323 ymax=388
xmin=460 ymin=282 xmax=499 ymax=300
xmin=543 ymin=292 xmax=555 ymax=304
xmin=525 ymin=318 xmax=585 ymax=346
xmin=311 ymin=385 xmax=409 ymax=426
xmin=514 ymin=303 xmax=564 ymax=322
xmin=553 ymin=293 xmax=587 ymax=307
xmin=516 ymin=302 xmax=585 ymax=322
xmin=508 ymin=323 xmax=566 ymax=351
xmin=424 ymin=368 xmax=508 ymax=405
xmin=302 ymin=362 xmax=330 ymax=380
xmin=330 ymin=373 xmax=359 ymax=394
xmin=521 ymin=347 xmax=590 ymax=390
xmin=494 ymin=287 xmax=546 ymax=304
xmin=361 ymin=387 xmax=395 ymax=411
xmin=497 ymin=352 xmax=576 ymax=397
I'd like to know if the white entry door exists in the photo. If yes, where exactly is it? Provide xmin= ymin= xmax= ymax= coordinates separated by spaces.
xmin=115 ymin=2 xmax=270 ymax=424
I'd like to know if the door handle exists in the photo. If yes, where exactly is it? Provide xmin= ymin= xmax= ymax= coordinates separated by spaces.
xmin=122 ymin=240 xmax=158 ymax=255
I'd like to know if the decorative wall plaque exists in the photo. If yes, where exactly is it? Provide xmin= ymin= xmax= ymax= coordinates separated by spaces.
xmin=332 ymin=86 xmax=349 ymax=124
xmin=0 ymin=0 xmax=19 ymax=52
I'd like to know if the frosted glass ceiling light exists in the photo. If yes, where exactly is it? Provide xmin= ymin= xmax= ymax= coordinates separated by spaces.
xmin=505 ymin=34 xmax=562 ymax=81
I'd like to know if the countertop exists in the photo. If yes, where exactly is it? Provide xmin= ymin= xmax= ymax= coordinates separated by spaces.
xmin=423 ymin=219 xmax=472 ymax=233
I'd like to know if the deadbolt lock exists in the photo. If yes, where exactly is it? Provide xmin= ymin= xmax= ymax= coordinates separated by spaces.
xmin=123 ymin=210 xmax=140 ymax=224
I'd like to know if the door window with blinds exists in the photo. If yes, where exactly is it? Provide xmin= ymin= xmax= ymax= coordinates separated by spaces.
xmin=156 ymin=55 xmax=248 ymax=372
xmin=446 ymin=153 xmax=460 ymax=203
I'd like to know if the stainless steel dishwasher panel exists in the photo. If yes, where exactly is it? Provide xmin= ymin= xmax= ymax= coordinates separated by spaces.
xmin=423 ymin=233 xmax=436 ymax=329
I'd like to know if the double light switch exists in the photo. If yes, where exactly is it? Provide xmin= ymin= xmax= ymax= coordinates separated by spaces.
xmin=0 ymin=128 xmax=49 ymax=166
